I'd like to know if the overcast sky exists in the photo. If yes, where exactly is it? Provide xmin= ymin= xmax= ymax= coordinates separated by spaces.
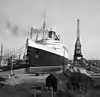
xmin=0 ymin=0 xmax=100 ymax=59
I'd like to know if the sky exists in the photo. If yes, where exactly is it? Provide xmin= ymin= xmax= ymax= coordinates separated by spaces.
xmin=0 ymin=0 xmax=100 ymax=59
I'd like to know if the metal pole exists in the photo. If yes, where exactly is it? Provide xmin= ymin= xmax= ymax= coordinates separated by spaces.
xmin=50 ymin=87 xmax=53 ymax=97
xmin=77 ymin=19 xmax=80 ymax=38
xmin=10 ymin=57 xmax=14 ymax=77
xmin=34 ymin=92 xmax=36 ymax=97
xmin=0 ymin=44 xmax=3 ymax=66
xmin=63 ymin=46 xmax=66 ymax=73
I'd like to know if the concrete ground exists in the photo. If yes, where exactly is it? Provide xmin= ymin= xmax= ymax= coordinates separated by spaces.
xmin=0 ymin=70 xmax=100 ymax=97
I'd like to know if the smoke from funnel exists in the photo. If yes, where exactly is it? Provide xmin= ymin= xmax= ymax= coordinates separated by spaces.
xmin=0 ymin=14 xmax=28 ymax=37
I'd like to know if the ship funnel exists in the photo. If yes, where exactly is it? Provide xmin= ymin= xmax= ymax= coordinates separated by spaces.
xmin=26 ymin=38 xmax=28 ymax=49
xmin=30 ymin=27 xmax=33 ymax=39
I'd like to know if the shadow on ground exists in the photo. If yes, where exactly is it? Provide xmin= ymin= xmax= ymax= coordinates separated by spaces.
xmin=0 ymin=72 xmax=100 ymax=97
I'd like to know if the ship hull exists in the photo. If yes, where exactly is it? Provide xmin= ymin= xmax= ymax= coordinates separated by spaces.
xmin=27 ymin=46 xmax=68 ymax=68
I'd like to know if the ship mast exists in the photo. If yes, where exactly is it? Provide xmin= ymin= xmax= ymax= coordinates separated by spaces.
xmin=42 ymin=10 xmax=46 ymax=40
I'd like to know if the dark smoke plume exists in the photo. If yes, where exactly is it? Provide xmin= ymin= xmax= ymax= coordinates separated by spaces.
xmin=6 ymin=19 xmax=28 ymax=37
xmin=0 ymin=15 xmax=28 ymax=37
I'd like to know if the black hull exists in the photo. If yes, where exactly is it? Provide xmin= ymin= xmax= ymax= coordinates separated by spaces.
xmin=27 ymin=46 xmax=68 ymax=67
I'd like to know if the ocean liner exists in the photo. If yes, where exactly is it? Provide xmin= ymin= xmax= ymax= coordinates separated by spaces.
xmin=26 ymin=20 xmax=68 ymax=73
